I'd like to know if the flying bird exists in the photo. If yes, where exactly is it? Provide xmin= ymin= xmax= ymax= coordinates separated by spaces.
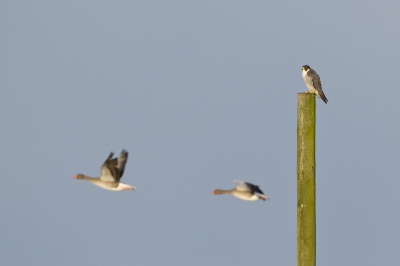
xmin=302 ymin=65 xmax=328 ymax=104
xmin=211 ymin=180 xmax=269 ymax=201
xmin=73 ymin=149 xmax=135 ymax=191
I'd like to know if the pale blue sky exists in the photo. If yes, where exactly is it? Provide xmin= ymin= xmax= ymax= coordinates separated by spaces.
xmin=1 ymin=1 xmax=400 ymax=265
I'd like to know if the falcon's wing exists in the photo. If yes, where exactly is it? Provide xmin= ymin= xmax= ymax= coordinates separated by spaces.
xmin=308 ymin=70 xmax=322 ymax=92
xmin=303 ymin=72 xmax=316 ymax=90
xmin=304 ymin=69 xmax=328 ymax=103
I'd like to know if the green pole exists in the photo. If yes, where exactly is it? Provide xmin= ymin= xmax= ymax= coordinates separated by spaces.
xmin=297 ymin=93 xmax=316 ymax=266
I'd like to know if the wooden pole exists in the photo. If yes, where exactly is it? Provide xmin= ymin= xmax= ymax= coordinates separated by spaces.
xmin=297 ymin=93 xmax=316 ymax=266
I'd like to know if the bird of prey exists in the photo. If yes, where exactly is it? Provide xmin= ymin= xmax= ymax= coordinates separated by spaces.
xmin=211 ymin=180 xmax=269 ymax=201
xmin=73 ymin=149 xmax=135 ymax=191
xmin=302 ymin=65 xmax=328 ymax=104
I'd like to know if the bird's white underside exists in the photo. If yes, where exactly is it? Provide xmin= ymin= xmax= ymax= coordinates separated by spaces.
xmin=93 ymin=181 xmax=135 ymax=191
xmin=231 ymin=191 xmax=260 ymax=201
xmin=302 ymin=69 xmax=316 ymax=93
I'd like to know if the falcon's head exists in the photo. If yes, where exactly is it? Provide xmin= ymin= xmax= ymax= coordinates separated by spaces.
xmin=302 ymin=65 xmax=311 ymax=71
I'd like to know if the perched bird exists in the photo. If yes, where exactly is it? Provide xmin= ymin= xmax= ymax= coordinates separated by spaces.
xmin=302 ymin=65 xmax=328 ymax=104
xmin=211 ymin=180 xmax=269 ymax=201
xmin=73 ymin=150 xmax=135 ymax=191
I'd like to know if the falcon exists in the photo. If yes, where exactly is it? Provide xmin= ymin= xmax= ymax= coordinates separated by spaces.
xmin=302 ymin=65 xmax=328 ymax=104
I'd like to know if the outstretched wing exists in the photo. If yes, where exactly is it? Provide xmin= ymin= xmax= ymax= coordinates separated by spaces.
xmin=117 ymin=150 xmax=128 ymax=178
xmin=234 ymin=180 xmax=251 ymax=192
xmin=235 ymin=180 xmax=265 ymax=195
xmin=100 ymin=152 xmax=120 ymax=182
xmin=244 ymin=182 xmax=264 ymax=195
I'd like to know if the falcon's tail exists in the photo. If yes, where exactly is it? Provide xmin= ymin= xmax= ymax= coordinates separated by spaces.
xmin=317 ymin=91 xmax=329 ymax=104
